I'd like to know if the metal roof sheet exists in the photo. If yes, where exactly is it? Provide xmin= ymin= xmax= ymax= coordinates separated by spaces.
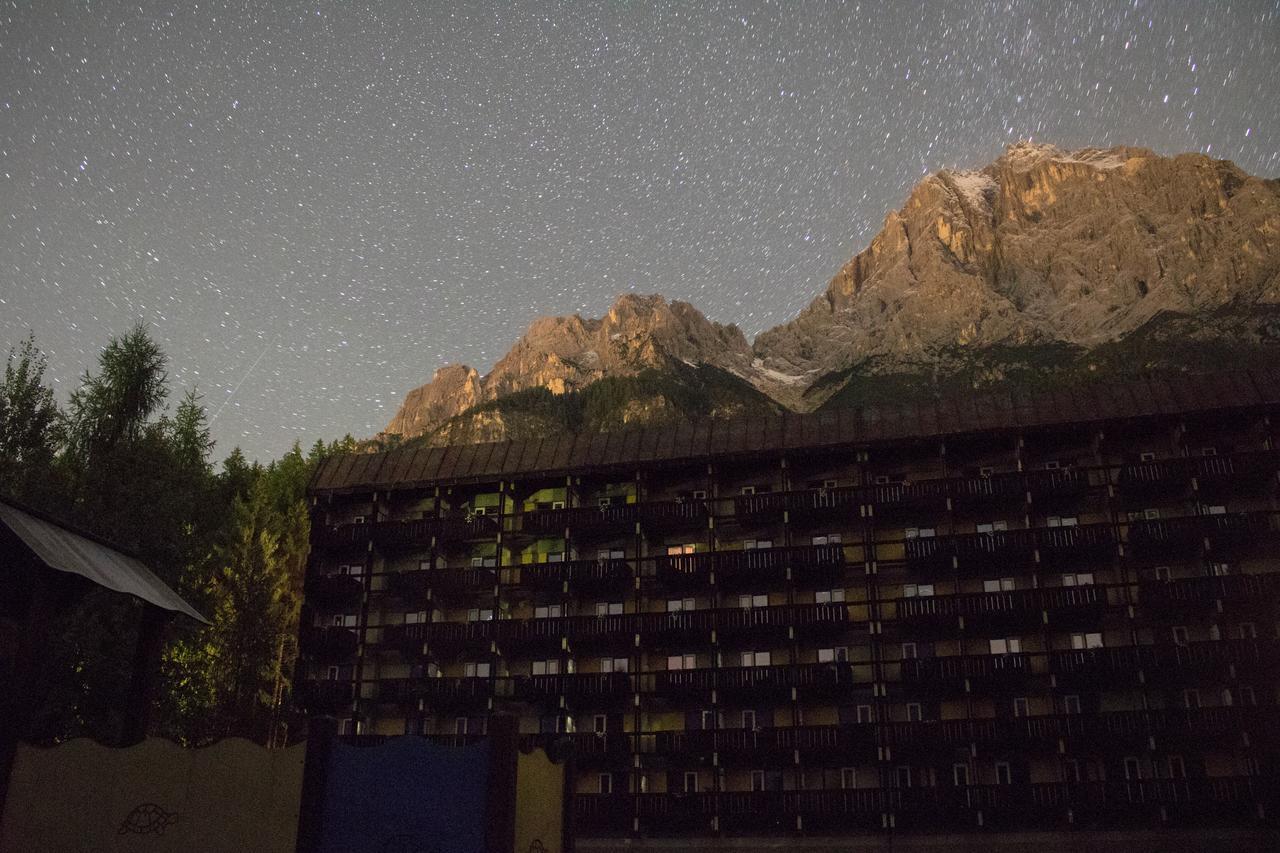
xmin=0 ymin=499 xmax=207 ymax=624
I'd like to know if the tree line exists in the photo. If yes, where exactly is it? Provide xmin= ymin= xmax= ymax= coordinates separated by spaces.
xmin=1 ymin=326 xmax=356 ymax=746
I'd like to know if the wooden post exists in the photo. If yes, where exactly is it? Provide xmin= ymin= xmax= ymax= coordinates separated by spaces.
xmin=0 ymin=564 xmax=58 ymax=818
xmin=120 ymin=605 xmax=170 ymax=745
xmin=294 ymin=716 xmax=337 ymax=853
xmin=485 ymin=714 xmax=519 ymax=853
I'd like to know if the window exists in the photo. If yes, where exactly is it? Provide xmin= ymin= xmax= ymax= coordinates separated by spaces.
xmin=470 ymin=555 xmax=497 ymax=568
xmin=739 ymin=485 xmax=757 ymax=496
xmin=326 ymin=665 xmax=340 ymax=680
xmin=1210 ymin=623 xmax=1222 ymax=641
xmin=338 ymin=563 xmax=363 ymax=576
xmin=1139 ymin=451 xmax=1156 ymax=462
xmin=404 ymin=610 xmax=428 ymax=625
xmin=996 ymin=762 xmax=1012 ymax=785
xmin=1203 ymin=504 xmax=1227 ymax=515
xmin=976 ymin=520 xmax=1009 ymax=533
xmin=874 ymin=475 xmax=891 ymax=485
xmin=700 ymin=710 xmax=716 ymax=730
xmin=1064 ymin=759 xmax=1082 ymax=783
xmin=743 ymin=538 xmax=773 ymax=550
xmin=1172 ymin=626 xmax=1189 ymax=646
xmin=1200 ymin=447 xmax=1217 ymax=457
xmin=1047 ymin=515 xmax=1079 ymax=527
xmin=534 ymin=604 xmax=562 ymax=619
xmin=599 ymin=657 xmax=629 ymax=673
xmin=811 ymin=533 xmax=842 ymax=545
xmin=593 ymin=714 xmax=608 ymax=734
xmin=596 ymin=601 xmax=624 ymax=616
xmin=597 ymin=548 xmax=624 ymax=560
xmin=1237 ymin=622 xmax=1258 ymax=639
xmin=1142 ymin=508 xmax=1160 ymax=520
xmin=1124 ymin=757 xmax=1142 ymax=780
xmin=1167 ymin=756 xmax=1186 ymax=779
xmin=990 ymin=637 xmax=1023 ymax=655
xmin=667 ymin=654 xmax=696 ymax=671
xmin=454 ymin=717 xmax=469 ymax=735
xmin=692 ymin=489 xmax=708 ymax=500
xmin=550 ymin=500 xmax=566 ymax=510
xmin=1062 ymin=573 xmax=1094 ymax=587
xmin=351 ymin=515 xmax=367 ymax=525
xmin=667 ymin=544 xmax=696 ymax=556
xmin=979 ymin=466 xmax=995 ymax=477
xmin=741 ymin=710 xmax=757 ymax=730
xmin=1013 ymin=697 xmax=1029 ymax=718
xmin=1238 ymin=686 xmax=1257 ymax=706
xmin=1211 ymin=562 xmax=1230 ymax=576
xmin=750 ymin=770 xmax=765 ymax=791
xmin=466 ymin=608 xmax=494 ymax=622
xmin=823 ymin=479 xmax=839 ymax=489
xmin=904 ymin=527 xmax=936 ymax=539
xmin=818 ymin=647 xmax=848 ymax=663
xmin=683 ymin=772 xmax=699 ymax=793
xmin=983 ymin=578 xmax=1015 ymax=592
xmin=1064 ymin=695 xmax=1081 ymax=715
xmin=464 ymin=662 xmax=491 ymax=678
xmin=895 ymin=766 xmax=913 ymax=788
xmin=952 ymin=764 xmax=970 ymax=786
xmin=741 ymin=651 xmax=771 ymax=667
xmin=597 ymin=496 xmax=614 ymax=508
xmin=1155 ymin=565 xmax=1172 ymax=582
xmin=901 ymin=642 xmax=918 ymax=660
xmin=1071 ymin=632 xmax=1103 ymax=650
xmin=814 ymin=588 xmax=846 ymax=603
xmin=1183 ymin=689 xmax=1200 ymax=709
xmin=738 ymin=593 xmax=769 ymax=609
xmin=907 ymin=703 xmax=923 ymax=722
xmin=856 ymin=705 xmax=874 ymax=724
xmin=331 ymin=614 xmax=357 ymax=627
xmin=531 ymin=659 xmax=561 ymax=676
xmin=598 ymin=773 xmax=613 ymax=794
xmin=841 ymin=767 xmax=857 ymax=789
xmin=666 ymin=598 xmax=695 ymax=612
xmin=903 ymin=583 xmax=935 ymax=597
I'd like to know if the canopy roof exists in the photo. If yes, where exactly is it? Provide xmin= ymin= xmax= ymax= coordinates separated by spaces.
xmin=0 ymin=497 xmax=207 ymax=625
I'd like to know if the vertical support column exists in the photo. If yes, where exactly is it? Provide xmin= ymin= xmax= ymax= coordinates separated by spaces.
xmin=294 ymin=715 xmax=337 ymax=853
xmin=485 ymin=713 xmax=520 ymax=853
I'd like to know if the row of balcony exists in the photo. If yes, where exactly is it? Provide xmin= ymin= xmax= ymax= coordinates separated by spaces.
xmin=313 ymin=450 xmax=1280 ymax=551
xmin=573 ymin=776 xmax=1275 ymax=833
xmin=300 ymin=639 xmax=1276 ymax=709
xmin=516 ymin=707 xmax=1273 ymax=766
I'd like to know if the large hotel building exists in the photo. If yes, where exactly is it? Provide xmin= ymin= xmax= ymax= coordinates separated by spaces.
xmin=300 ymin=371 xmax=1280 ymax=850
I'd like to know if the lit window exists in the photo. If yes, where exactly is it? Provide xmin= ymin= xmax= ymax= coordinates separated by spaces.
xmin=976 ymin=520 xmax=1008 ymax=533
xmin=667 ymin=598 xmax=695 ymax=612
xmin=903 ymin=583 xmax=934 ymax=597
xmin=667 ymin=544 xmax=696 ymax=556
xmin=738 ymin=594 xmax=769 ymax=609
xmin=990 ymin=637 xmax=1023 ymax=655
xmin=596 ymin=601 xmax=624 ymax=616
xmin=815 ymin=588 xmax=846 ymax=604
xmin=740 ymin=651 xmax=772 ymax=667
xmin=1204 ymin=505 xmax=1226 ymax=515
xmin=1048 ymin=515 xmax=1079 ymax=527
xmin=1070 ymin=632 xmax=1103 ymax=650
xmin=667 ymin=654 xmax=696 ymax=671
xmin=1139 ymin=452 xmax=1156 ymax=462
xmin=983 ymin=578 xmax=1015 ymax=592
xmin=405 ymin=611 xmax=428 ymax=624
xmin=597 ymin=549 xmax=624 ymax=560
xmin=531 ymin=659 xmax=561 ymax=676
xmin=817 ymin=647 xmax=848 ymax=663
xmin=466 ymin=608 xmax=493 ymax=622
xmin=534 ymin=604 xmax=562 ymax=619
xmin=1062 ymin=573 xmax=1093 ymax=587
xmin=600 ymin=657 xmax=628 ymax=673
xmin=464 ymin=662 xmax=491 ymax=678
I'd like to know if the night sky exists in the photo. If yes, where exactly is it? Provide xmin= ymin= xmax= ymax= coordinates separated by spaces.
xmin=3 ymin=1 xmax=1278 ymax=462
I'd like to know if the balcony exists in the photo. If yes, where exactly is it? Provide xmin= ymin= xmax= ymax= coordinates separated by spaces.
xmin=520 ymin=504 xmax=637 ymax=536
xmin=634 ymin=610 xmax=717 ymax=647
xmin=380 ymin=620 xmax=493 ymax=656
xmin=900 ymin=653 xmax=1032 ymax=692
xmin=372 ymin=515 xmax=499 ymax=549
xmin=1140 ymin=572 xmax=1280 ymax=613
xmin=316 ymin=522 xmax=372 ymax=550
xmin=296 ymin=678 xmax=354 ymax=711
xmin=520 ymin=731 xmax=631 ymax=765
xmin=304 ymin=573 xmax=364 ymax=609
xmin=512 ymin=672 xmax=633 ymax=705
xmin=1125 ymin=517 xmax=1210 ymax=556
xmin=865 ymin=479 xmax=951 ymax=516
xmin=654 ymin=544 xmax=845 ymax=590
xmin=1032 ymin=523 xmax=1116 ymax=564
xmin=948 ymin=472 xmax=1033 ymax=511
xmin=299 ymin=626 xmax=359 ymax=661
xmin=500 ymin=558 xmax=631 ymax=592
xmin=377 ymin=676 xmax=496 ymax=709
xmin=892 ymin=587 xmax=1105 ymax=632
xmin=1024 ymin=467 xmax=1091 ymax=505
xmin=1115 ymin=458 xmax=1195 ymax=499
xmin=639 ymin=499 xmax=710 ymax=530
xmin=903 ymin=530 xmax=1036 ymax=570
xmin=1192 ymin=450 xmax=1280 ymax=496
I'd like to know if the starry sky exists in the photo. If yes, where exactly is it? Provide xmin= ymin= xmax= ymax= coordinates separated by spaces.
xmin=2 ymin=1 xmax=1278 ymax=462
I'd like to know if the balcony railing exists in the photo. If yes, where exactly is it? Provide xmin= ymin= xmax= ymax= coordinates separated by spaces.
xmin=379 ymin=620 xmax=494 ymax=655
xmin=1140 ymin=572 xmax=1280 ymax=610
xmin=377 ymin=676 xmax=496 ymax=707
xmin=304 ymin=573 xmax=364 ymax=609
xmin=500 ymin=558 xmax=631 ymax=591
xmin=296 ymin=678 xmax=354 ymax=710
xmin=520 ymin=504 xmax=638 ymax=535
xmin=372 ymin=515 xmax=499 ymax=548
xmin=900 ymin=653 xmax=1032 ymax=688
xmin=299 ymin=626 xmax=359 ymax=660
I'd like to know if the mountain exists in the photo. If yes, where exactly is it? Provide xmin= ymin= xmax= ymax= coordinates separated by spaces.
xmin=384 ymin=143 xmax=1280 ymax=445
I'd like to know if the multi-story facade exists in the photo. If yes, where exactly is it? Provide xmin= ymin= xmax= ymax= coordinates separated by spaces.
xmin=300 ymin=371 xmax=1280 ymax=849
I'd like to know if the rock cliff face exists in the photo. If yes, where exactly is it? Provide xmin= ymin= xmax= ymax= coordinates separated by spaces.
xmin=385 ymin=293 xmax=756 ymax=440
xmin=384 ymin=143 xmax=1280 ymax=444
xmin=753 ymin=142 xmax=1280 ymax=384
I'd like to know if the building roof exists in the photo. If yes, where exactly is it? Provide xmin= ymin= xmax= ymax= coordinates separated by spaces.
xmin=310 ymin=369 xmax=1280 ymax=495
xmin=0 ymin=497 xmax=208 ymax=624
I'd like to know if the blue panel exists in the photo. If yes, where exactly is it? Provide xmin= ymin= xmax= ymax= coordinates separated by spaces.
xmin=317 ymin=738 xmax=489 ymax=853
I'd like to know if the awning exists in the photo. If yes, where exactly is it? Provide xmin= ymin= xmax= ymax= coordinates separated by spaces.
xmin=0 ymin=498 xmax=208 ymax=625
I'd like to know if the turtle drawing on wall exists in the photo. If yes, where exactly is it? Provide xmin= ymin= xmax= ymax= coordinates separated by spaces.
xmin=118 ymin=803 xmax=180 ymax=835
